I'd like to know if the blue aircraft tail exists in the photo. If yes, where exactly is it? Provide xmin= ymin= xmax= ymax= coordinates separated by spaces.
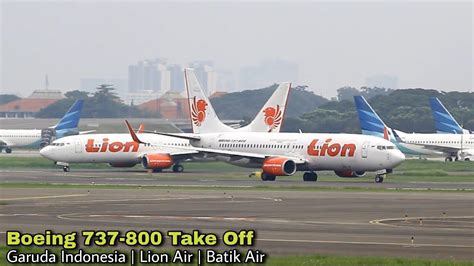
xmin=353 ymin=95 xmax=393 ymax=141
xmin=53 ymin=100 xmax=84 ymax=131
xmin=429 ymin=97 xmax=463 ymax=134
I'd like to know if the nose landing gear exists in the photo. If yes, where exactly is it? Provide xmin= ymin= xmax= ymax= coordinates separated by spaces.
xmin=375 ymin=174 xmax=384 ymax=183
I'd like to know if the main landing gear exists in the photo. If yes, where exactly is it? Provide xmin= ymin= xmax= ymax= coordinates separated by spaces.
xmin=261 ymin=173 xmax=276 ymax=181
xmin=172 ymin=164 xmax=184 ymax=173
xmin=63 ymin=166 xmax=70 ymax=172
xmin=4 ymin=148 xmax=12 ymax=153
xmin=303 ymin=172 xmax=318 ymax=182
xmin=375 ymin=174 xmax=385 ymax=183
xmin=445 ymin=156 xmax=459 ymax=162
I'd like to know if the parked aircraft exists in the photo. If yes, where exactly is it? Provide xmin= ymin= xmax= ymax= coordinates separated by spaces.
xmin=354 ymin=95 xmax=474 ymax=161
xmin=130 ymin=69 xmax=405 ymax=183
xmin=39 ymin=80 xmax=292 ymax=172
xmin=0 ymin=100 xmax=84 ymax=153
xmin=429 ymin=97 xmax=470 ymax=134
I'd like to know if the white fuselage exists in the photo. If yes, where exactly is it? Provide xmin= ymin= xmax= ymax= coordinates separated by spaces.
xmin=40 ymin=131 xmax=405 ymax=172
xmin=191 ymin=132 xmax=404 ymax=171
xmin=0 ymin=129 xmax=42 ymax=148
xmin=40 ymin=133 xmax=192 ymax=164
xmin=396 ymin=131 xmax=474 ymax=157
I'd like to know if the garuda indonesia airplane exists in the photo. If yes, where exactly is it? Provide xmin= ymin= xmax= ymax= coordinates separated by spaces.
xmin=0 ymin=100 xmax=84 ymax=153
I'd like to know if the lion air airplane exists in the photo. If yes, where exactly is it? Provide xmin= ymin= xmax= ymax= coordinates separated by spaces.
xmin=354 ymin=95 xmax=474 ymax=162
xmin=39 ymin=77 xmax=292 ymax=172
xmin=127 ymin=69 xmax=405 ymax=183
xmin=0 ymin=100 xmax=84 ymax=153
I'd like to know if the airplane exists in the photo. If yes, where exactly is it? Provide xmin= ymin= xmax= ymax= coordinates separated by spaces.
xmin=39 ymin=79 xmax=292 ymax=172
xmin=429 ymin=97 xmax=470 ymax=134
xmin=354 ymin=95 xmax=474 ymax=162
xmin=127 ymin=69 xmax=405 ymax=183
xmin=0 ymin=100 xmax=85 ymax=153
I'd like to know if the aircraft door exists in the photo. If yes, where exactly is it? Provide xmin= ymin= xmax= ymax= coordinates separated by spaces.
xmin=361 ymin=141 xmax=369 ymax=158
xmin=74 ymin=138 xmax=82 ymax=153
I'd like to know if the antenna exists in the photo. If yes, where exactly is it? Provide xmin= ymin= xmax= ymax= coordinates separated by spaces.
xmin=45 ymin=74 xmax=49 ymax=90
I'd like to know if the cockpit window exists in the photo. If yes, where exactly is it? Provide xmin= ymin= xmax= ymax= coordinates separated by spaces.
xmin=377 ymin=145 xmax=396 ymax=150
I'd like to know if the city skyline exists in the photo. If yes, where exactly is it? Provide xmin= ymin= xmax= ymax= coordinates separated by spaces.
xmin=2 ymin=1 xmax=472 ymax=97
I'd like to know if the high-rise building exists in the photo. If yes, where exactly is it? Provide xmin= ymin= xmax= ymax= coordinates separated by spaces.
xmin=169 ymin=64 xmax=184 ymax=92
xmin=128 ymin=59 xmax=167 ymax=92
xmin=189 ymin=60 xmax=217 ymax=96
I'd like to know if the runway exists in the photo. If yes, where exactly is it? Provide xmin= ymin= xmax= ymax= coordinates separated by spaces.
xmin=1 ymin=186 xmax=473 ymax=260
xmin=1 ymin=168 xmax=474 ymax=191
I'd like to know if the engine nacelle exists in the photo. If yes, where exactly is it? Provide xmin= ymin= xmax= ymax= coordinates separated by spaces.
xmin=334 ymin=170 xmax=366 ymax=178
xmin=108 ymin=162 xmax=137 ymax=168
xmin=262 ymin=157 xmax=297 ymax=176
xmin=142 ymin=154 xmax=173 ymax=169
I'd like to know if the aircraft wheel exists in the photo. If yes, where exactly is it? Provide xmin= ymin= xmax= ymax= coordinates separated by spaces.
xmin=375 ymin=175 xmax=384 ymax=183
xmin=172 ymin=164 xmax=184 ymax=173
xmin=261 ymin=173 xmax=276 ymax=181
xmin=445 ymin=157 xmax=453 ymax=162
xmin=63 ymin=166 xmax=70 ymax=172
xmin=152 ymin=168 xmax=163 ymax=173
xmin=5 ymin=148 xmax=12 ymax=154
xmin=465 ymin=158 xmax=471 ymax=162
xmin=303 ymin=172 xmax=317 ymax=182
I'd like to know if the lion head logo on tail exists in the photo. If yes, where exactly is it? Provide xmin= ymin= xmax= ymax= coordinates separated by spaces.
xmin=263 ymin=105 xmax=282 ymax=132
xmin=191 ymin=97 xmax=208 ymax=127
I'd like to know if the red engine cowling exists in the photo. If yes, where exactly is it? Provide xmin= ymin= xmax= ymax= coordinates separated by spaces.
xmin=108 ymin=162 xmax=137 ymax=168
xmin=142 ymin=154 xmax=173 ymax=169
xmin=334 ymin=170 xmax=366 ymax=178
xmin=262 ymin=157 xmax=297 ymax=176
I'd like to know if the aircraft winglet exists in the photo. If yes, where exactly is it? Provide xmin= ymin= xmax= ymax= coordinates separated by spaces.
xmin=125 ymin=120 xmax=146 ymax=144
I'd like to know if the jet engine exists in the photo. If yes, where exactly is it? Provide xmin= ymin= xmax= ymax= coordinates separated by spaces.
xmin=334 ymin=170 xmax=366 ymax=178
xmin=142 ymin=154 xmax=174 ymax=169
xmin=262 ymin=157 xmax=297 ymax=176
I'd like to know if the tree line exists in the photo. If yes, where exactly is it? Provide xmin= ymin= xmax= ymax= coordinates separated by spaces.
xmin=2 ymin=85 xmax=472 ymax=133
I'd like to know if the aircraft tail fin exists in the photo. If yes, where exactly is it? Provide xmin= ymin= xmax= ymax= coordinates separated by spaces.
xmin=184 ymin=68 xmax=233 ymax=134
xmin=238 ymin=82 xmax=291 ymax=133
xmin=354 ymin=96 xmax=395 ymax=140
xmin=53 ymin=99 xmax=84 ymax=131
xmin=429 ymin=97 xmax=464 ymax=134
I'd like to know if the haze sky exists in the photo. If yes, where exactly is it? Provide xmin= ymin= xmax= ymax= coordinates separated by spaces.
xmin=1 ymin=1 xmax=472 ymax=97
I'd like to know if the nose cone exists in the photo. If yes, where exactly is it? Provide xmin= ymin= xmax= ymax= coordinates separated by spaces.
xmin=392 ymin=150 xmax=405 ymax=167
xmin=39 ymin=146 xmax=55 ymax=160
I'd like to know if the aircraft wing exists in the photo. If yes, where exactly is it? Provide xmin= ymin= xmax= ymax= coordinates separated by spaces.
xmin=79 ymin=130 xmax=96 ymax=135
xmin=136 ymin=145 xmax=200 ymax=159
xmin=404 ymin=143 xmax=460 ymax=155
xmin=125 ymin=120 xmax=307 ymax=164
xmin=189 ymin=146 xmax=308 ymax=164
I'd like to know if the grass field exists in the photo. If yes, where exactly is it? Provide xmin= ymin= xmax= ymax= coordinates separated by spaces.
xmin=1 ymin=246 xmax=472 ymax=266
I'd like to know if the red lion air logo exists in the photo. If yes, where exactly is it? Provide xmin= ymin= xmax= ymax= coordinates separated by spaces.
xmin=263 ymin=105 xmax=282 ymax=132
xmin=191 ymin=97 xmax=208 ymax=127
